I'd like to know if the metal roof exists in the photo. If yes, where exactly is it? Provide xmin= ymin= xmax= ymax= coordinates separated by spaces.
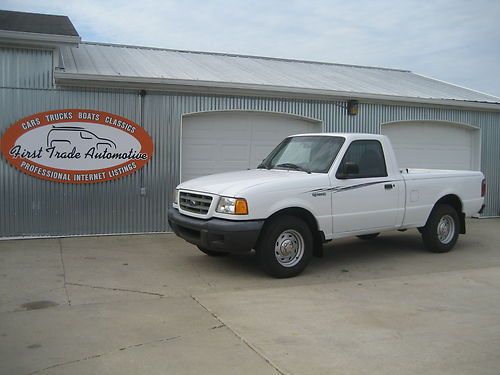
xmin=57 ymin=42 xmax=500 ymax=108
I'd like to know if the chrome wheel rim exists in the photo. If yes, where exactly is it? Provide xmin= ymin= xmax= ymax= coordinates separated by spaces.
xmin=274 ymin=229 xmax=304 ymax=267
xmin=437 ymin=215 xmax=455 ymax=244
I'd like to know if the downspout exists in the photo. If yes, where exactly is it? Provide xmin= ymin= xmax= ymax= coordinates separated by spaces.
xmin=139 ymin=89 xmax=147 ymax=196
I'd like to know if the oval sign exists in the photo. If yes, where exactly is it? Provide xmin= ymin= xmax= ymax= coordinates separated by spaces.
xmin=0 ymin=109 xmax=154 ymax=183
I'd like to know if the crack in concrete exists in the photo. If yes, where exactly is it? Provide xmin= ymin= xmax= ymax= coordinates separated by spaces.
xmin=116 ymin=335 xmax=181 ymax=351
xmin=210 ymin=323 xmax=225 ymax=330
xmin=26 ymin=335 xmax=181 ymax=375
xmin=58 ymin=239 xmax=71 ymax=307
xmin=65 ymin=282 xmax=164 ymax=297
xmin=191 ymin=295 xmax=287 ymax=375
xmin=26 ymin=323 xmax=225 ymax=374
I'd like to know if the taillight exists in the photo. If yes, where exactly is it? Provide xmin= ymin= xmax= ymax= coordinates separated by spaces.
xmin=481 ymin=178 xmax=486 ymax=197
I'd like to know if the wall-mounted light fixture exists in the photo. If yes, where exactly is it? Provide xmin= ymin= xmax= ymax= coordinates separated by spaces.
xmin=347 ymin=100 xmax=359 ymax=116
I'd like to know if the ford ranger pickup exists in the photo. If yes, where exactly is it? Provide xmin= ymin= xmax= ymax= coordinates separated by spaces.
xmin=168 ymin=133 xmax=486 ymax=278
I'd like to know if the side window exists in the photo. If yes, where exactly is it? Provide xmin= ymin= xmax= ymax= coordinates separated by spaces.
xmin=336 ymin=140 xmax=387 ymax=179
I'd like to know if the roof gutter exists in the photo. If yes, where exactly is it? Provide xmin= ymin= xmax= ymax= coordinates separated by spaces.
xmin=54 ymin=72 xmax=500 ymax=111
xmin=0 ymin=30 xmax=81 ymax=48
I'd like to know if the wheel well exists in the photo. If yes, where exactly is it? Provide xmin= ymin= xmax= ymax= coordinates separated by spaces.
xmin=262 ymin=207 xmax=324 ymax=257
xmin=435 ymin=194 xmax=466 ymax=234
xmin=436 ymin=194 xmax=462 ymax=214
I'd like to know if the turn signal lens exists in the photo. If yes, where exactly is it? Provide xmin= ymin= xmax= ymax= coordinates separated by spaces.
xmin=234 ymin=199 xmax=248 ymax=215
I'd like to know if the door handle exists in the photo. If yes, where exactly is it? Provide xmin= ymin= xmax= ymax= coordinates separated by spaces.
xmin=384 ymin=183 xmax=395 ymax=190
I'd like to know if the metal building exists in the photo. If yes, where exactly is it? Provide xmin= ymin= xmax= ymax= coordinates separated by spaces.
xmin=1 ymin=10 xmax=499 ymax=238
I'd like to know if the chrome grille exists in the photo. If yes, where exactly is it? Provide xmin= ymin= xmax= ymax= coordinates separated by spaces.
xmin=179 ymin=192 xmax=212 ymax=214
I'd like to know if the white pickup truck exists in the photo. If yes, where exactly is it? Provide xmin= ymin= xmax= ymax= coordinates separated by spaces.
xmin=168 ymin=133 xmax=485 ymax=278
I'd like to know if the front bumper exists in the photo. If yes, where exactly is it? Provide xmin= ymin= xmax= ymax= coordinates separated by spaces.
xmin=168 ymin=208 xmax=264 ymax=253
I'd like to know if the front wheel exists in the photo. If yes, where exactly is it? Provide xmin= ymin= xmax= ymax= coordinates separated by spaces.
xmin=257 ymin=216 xmax=313 ymax=278
xmin=421 ymin=204 xmax=459 ymax=253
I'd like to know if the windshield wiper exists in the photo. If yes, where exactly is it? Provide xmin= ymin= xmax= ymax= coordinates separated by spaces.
xmin=257 ymin=161 xmax=271 ymax=169
xmin=276 ymin=163 xmax=311 ymax=174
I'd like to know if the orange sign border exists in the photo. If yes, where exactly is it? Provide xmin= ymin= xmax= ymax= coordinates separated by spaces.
xmin=0 ymin=109 xmax=154 ymax=184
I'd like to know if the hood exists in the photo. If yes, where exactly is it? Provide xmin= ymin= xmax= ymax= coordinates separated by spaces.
xmin=178 ymin=169 xmax=312 ymax=197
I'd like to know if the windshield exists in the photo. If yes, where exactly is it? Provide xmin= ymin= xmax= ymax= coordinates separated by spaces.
xmin=259 ymin=136 xmax=345 ymax=173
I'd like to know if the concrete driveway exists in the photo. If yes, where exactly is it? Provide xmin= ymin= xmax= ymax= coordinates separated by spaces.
xmin=1 ymin=218 xmax=499 ymax=374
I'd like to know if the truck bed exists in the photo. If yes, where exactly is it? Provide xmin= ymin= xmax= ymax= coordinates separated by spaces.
xmin=401 ymin=168 xmax=483 ymax=181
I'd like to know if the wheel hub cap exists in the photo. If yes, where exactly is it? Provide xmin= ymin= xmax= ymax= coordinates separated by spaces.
xmin=275 ymin=229 xmax=304 ymax=267
xmin=280 ymin=240 xmax=295 ymax=256
xmin=437 ymin=215 xmax=455 ymax=244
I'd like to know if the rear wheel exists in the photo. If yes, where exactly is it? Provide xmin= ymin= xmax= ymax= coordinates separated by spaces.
xmin=357 ymin=233 xmax=380 ymax=240
xmin=421 ymin=204 xmax=459 ymax=253
xmin=197 ymin=246 xmax=229 ymax=257
xmin=257 ymin=216 xmax=313 ymax=278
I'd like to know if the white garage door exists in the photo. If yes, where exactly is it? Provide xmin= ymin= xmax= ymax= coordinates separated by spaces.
xmin=181 ymin=111 xmax=322 ymax=181
xmin=381 ymin=121 xmax=480 ymax=171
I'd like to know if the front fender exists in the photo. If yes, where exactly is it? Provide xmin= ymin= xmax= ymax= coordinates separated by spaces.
xmin=258 ymin=193 xmax=332 ymax=238
xmin=265 ymin=197 xmax=317 ymax=218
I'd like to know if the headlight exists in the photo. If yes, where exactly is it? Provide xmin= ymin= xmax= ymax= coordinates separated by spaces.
xmin=173 ymin=189 xmax=179 ymax=205
xmin=216 ymin=197 xmax=248 ymax=215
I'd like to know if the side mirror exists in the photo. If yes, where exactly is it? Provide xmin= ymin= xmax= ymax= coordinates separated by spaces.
xmin=337 ymin=161 xmax=359 ymax=179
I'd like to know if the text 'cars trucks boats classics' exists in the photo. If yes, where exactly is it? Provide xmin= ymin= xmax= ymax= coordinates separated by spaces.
xmin=168 ymin=133 xmax=485 ymax=278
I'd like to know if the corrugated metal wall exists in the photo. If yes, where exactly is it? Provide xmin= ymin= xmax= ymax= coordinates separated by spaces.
xmin=145 ymin=93 xmax=500 ymax=218
xmin=0 ymin=47 xmax=53 ymax=89
xmin=0 ymin=87 xmax=146 ymax=236
xmin=1 ymin=48 xmax=499 ymax=237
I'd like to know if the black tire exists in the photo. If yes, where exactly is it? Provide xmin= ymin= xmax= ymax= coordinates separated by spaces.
xmin=357 ymin=233 xmax=380 ymax=240
xmin=421 ymin=204 xmax=459 ymax=253
xmin=256 ymin=215 xmax=313 ymax=278
xmin=197 ymin=246 xmax=229 ymax=257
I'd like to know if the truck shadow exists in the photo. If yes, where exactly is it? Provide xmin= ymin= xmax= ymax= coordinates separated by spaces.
xmin=189 ymin=229 xmax=439 ymax=279
xmin=321 ymin=231 xmax=426 ymax=262
xmin=306 ymin=229 xmax=474 ymax=279
xmin=185 ymin=228 xmax=479 ymax=284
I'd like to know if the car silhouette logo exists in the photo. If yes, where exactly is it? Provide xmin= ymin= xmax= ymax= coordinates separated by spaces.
xmin=46 ymin=126 xmax=117 ymax=149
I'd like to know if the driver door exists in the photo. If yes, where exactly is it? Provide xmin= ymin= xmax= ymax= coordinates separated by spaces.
xmin=331 ymin=140 xmax=403 ymax=235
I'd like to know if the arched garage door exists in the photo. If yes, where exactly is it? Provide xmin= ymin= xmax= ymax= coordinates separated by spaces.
xmin=181 ymin=111 xmax=322 ymax=181
xmin=381 ymin=121 xmax=480 ymax=170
